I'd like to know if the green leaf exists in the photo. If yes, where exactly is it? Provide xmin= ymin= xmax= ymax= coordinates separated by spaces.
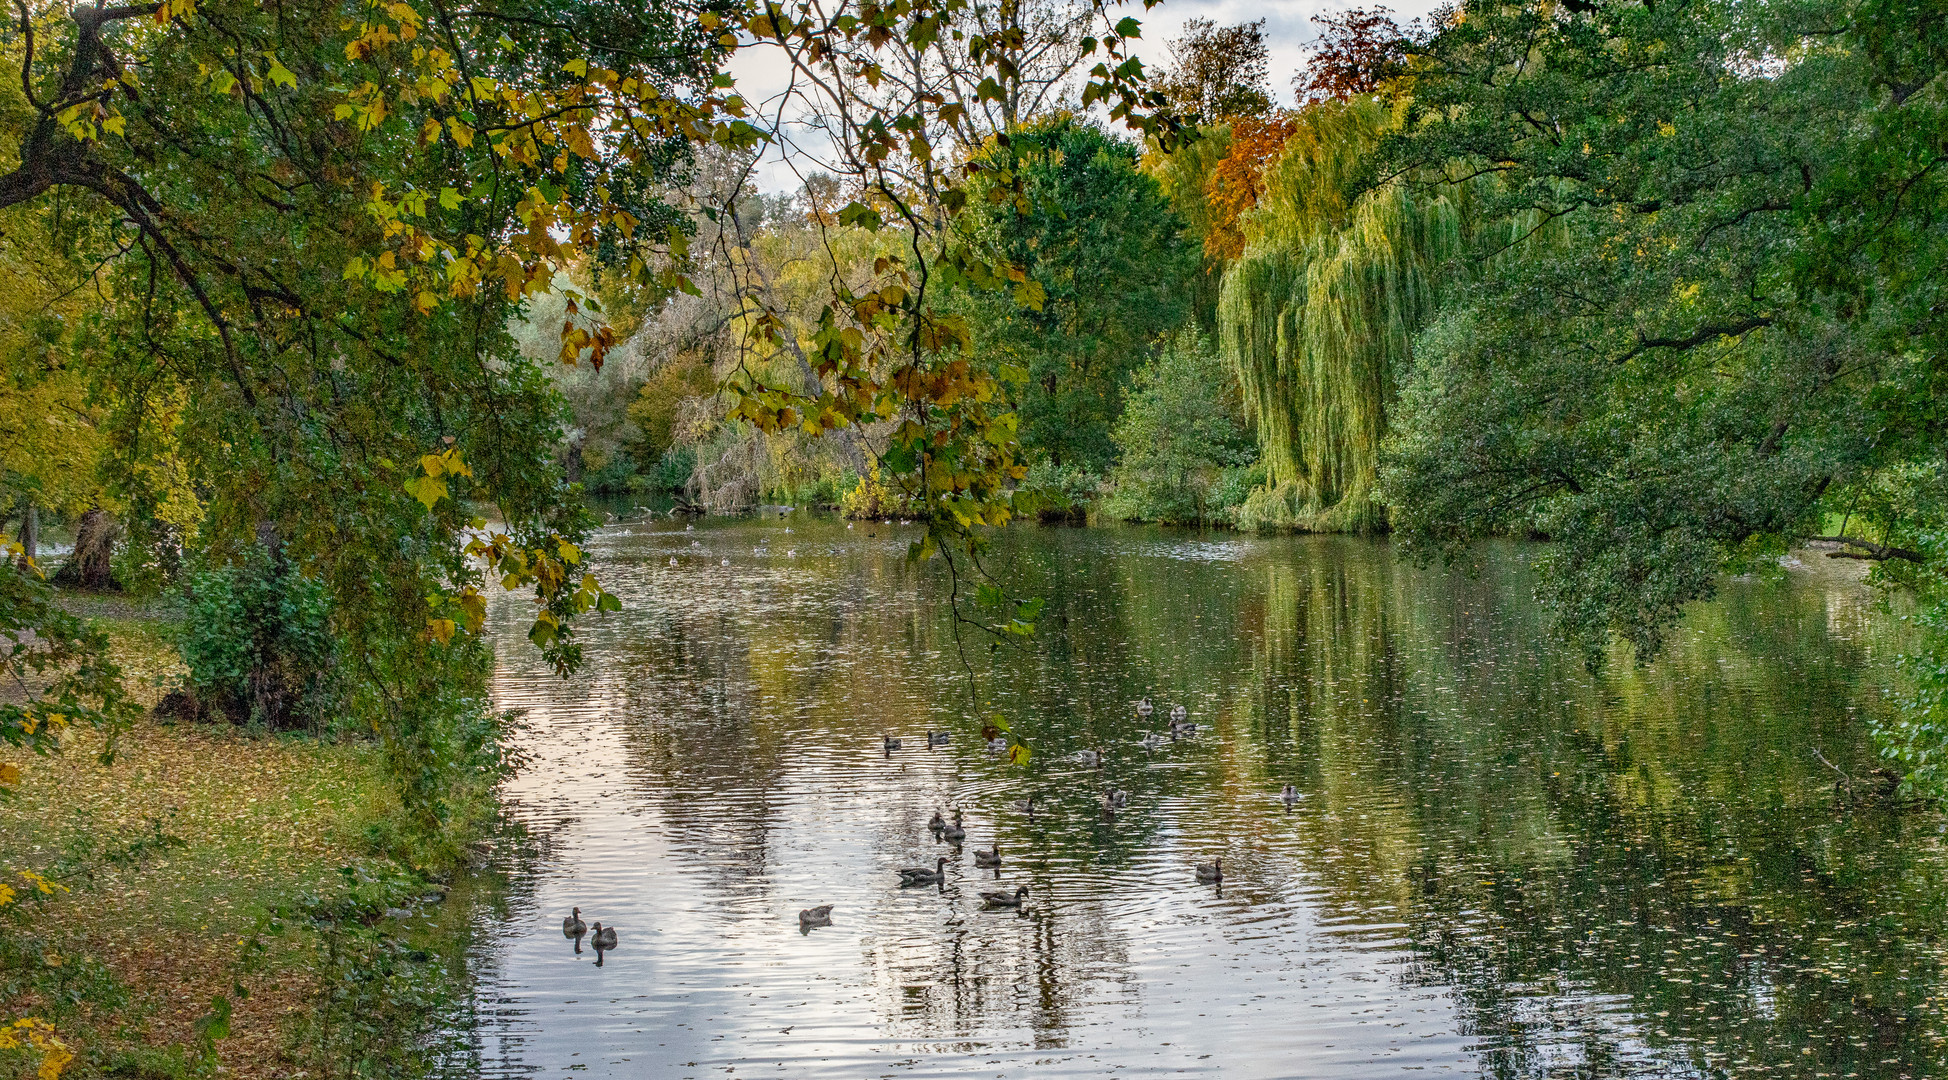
xmin=528 ymin=618 xmax=558 ymax=648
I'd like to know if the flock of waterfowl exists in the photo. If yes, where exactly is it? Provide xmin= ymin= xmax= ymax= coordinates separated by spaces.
xmin=565 ymin=696 xmax=1299 ymax=949
xmin=801 ymin=697 xmax=1266 ymax=931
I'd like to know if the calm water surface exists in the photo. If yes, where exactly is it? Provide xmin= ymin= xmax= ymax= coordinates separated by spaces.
xmin=457 ymin=515 xmax=1948 ymax=1078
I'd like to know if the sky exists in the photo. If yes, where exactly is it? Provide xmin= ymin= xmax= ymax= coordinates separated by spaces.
xmin=727 ymin=0 xmax=1448 ymax=193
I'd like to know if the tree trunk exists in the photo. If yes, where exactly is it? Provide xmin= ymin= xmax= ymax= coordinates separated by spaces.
xmin=17 ymin=502 xmax=38 ymax=567
xmin=53 ymin=507 xmax=122 ymax=590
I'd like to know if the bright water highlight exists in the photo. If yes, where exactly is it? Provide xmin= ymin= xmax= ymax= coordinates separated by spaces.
xmin=456 ymin=515 xmax=1945 ymax=1078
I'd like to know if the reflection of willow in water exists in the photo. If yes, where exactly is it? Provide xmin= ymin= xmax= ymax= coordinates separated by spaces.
xmin=1252 ymin=551 xmax=1948 ymax=1077
xmin=482 ymin=521 xmax=1946 ymax=1078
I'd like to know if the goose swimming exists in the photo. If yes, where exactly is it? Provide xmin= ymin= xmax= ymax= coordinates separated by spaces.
xmin=1137 ymin=697 xmax=1154 ymax=719
xmin=1103 ymin=788 xmax=1130 ymax=809
xmin=1170 ymin=704 xmax=1188 ymax=725
xmin=926 ymin=730 xmax=950 ymax=747
xmin=884 ymin=735 xmax=901 ymax=754
xmin=929 ymin=810 xmax=947 ymax=835
xmin=562 ymin=907 xmax=587 ymax=937
xmin=798 ymin=905 xmax=833 ymax=927
xmin=1138 ymin=732 xmax=1166 ymax=751
xmin=940 ymin=811 xmax=967 ymax=842
xmin=974 ymin=842 xmax=1002 ymax=868
xmin=1281 ymin=784 xmax=1302 ymax=806
xmin=590 ymin=922 xmax=618 ymax=949
xmin=1194 ymin=857 xmax=1223 ymax=883
xmin=898 ymin=857 xmax=949 ymax=887
xmin=1073 ymin=749 xmax=1102 ymax=767
xmin=981 ymin=885 xmax=1029 ymax=908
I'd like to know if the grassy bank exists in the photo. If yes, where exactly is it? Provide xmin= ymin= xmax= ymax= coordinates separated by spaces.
xmin=0 ymin=600 xmax=479 ymax=1079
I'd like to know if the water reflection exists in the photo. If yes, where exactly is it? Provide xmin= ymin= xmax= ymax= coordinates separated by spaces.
xmin=453 ymin=517 xmax=1947 ymax=1078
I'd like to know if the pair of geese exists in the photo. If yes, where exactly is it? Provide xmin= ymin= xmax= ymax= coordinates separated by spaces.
xmin=884 ymin=730 xmax=950 ymax=754
xmin=561 ymin=908 xmax=618 ymax=949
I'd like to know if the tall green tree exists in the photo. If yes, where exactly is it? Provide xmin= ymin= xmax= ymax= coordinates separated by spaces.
xmin=1105 ymin=329 xmax=1254 ymax=524
xmin=0 ymin=0 xmax=735 ymax=819
xmin=1374 ymin=1 xmax=1948 ymax=784
xmin=957 ymin=117 xmax=1199 ymax=473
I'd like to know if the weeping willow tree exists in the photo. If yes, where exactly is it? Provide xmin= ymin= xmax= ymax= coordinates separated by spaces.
xmin=1217 ymin=98 xmax=1476 ymax=533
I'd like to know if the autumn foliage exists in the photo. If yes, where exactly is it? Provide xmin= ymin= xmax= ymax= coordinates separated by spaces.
xmin=1201 ymin=114 xmax=1300 ymax=261
xmin=1295 ymin=7 xmax=1410 ymax=104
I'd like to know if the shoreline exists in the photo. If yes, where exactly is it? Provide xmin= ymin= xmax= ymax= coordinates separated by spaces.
xmin=0 ymin=601 xmax=485 ymax=1078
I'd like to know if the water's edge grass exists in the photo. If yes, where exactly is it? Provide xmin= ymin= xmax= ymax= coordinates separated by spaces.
xmin=0 ymin=598 xmax=490 ymax=1079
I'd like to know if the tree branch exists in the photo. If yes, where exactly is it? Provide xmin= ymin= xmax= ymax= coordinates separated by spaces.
xmin=1812 ymin=535 xmax=1924 ymax=563
xmin=1615 ymin=315 xmax=1773 ymax=365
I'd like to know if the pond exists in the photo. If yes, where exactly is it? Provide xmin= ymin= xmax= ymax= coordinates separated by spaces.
xmin=457 ymin=514 xmax=1948 ymax=1078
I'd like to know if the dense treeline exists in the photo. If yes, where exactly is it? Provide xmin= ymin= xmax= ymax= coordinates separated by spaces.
xmin=561 ymin=0 xmax=1948 ymax=795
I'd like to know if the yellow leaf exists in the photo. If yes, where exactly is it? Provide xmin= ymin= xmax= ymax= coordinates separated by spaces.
xmin=0 ymin=762 xmax=18 ymax=786
xmin=563 ymin=57 xmax=588 ymax=77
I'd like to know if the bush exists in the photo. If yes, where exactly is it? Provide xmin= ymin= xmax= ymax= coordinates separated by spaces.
xmin=579 ymin=451 xmax=639 ymax=496
xmin=1104 ymin=331 xmax=1255 ymax=525
xmin=840 ymin=462 xmax=918 ymax=519
xmin=176 ymin=550 xmax=337 ymax=730
xmin=1020 ymin=460 xmax=1102 ymax=521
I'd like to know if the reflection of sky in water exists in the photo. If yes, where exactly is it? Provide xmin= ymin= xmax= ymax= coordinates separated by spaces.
xmin=457 ymin=515 xmax=1944 ymax=1078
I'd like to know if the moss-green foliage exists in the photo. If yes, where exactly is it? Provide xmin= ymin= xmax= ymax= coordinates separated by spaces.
xmin=958 ymin=117 xmax=1200 ymax=473
xmin=1104 ymin=331 xmax=1255 ymax=524
xmin=1370 ymin=0 xmax=1948 ymax=783
xmin=628 ymin=356 xmax=716 ymax=467
xmin=179 ymin=553 xmax=337 ymax=731
xmin=1216 ymin=99 xmax=1468 ymax=533
xmin=1142 ymin=123 xmax=1234 ymax=326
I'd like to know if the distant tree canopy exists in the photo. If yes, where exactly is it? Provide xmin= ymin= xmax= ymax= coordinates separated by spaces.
xmin=1295 ymin=7 xmax=1409 ymax=104
xmin=957 ymin=118 xmax=1200 ymax=474
xmin=1154 ymin=18 xmax=1274 ymax=123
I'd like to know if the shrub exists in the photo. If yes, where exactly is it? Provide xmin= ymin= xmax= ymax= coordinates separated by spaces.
xmin=840 ymin=462 xmax=918 ymax=519
xmin=1104 ymin=331 xmax=1255 ymax=525
xmin=1020 ymin=460 xmax=1102 ymax=522
xmin=579 ymin=451 xmax=639 ymax=496
xmin=176 ymin=550 xmax=337 ymax=730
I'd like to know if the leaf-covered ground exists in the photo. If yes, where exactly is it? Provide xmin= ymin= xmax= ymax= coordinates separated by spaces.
xmin=1 ymin=600 xmax=397 ymax=1076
